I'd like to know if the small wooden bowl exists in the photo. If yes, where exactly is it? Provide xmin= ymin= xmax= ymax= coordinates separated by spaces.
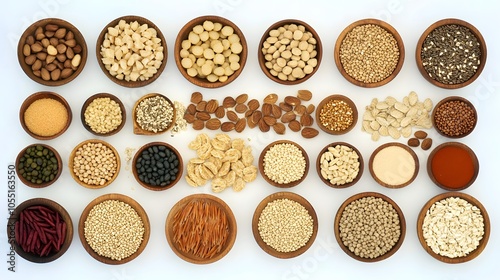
xmin=174 ymin=15 xmax=248 ymax=88
xmin=68 ymin=139 xmax=120 ymax=189
xmin=316 ymin=142 xmax=363 ymax=188
xmin=165 ymin=194 xmax=237 ymax=264
xmin=427 ymin=142 xmax=479 ymax=191
xmin=252 ymin=191 xmax=318 ymax=258
xmin=16 ymin=143 xmax=62 ymax=188
xmin=417 ymin=192 xmax=490 ymax=263
xmin=415 ymin=18 xmax=487 ymax=89
xmin=96 ymin=15 xmax=167 ymax=88
xmin=334 ymin=18 xmax=405 ymax=88
xmin=81 ymin=93 xmax=126 ymax=136
xmin=19 ymin=91 xmax=72 ymax=140
xmin=78 ymin=193 xmax=150 ymax=265
xmin=369 ymin=142 xmax=419 ymax=188
xmin=258 ymin=19 xmax=323 ymax=85
xmin=7 ymin=198 xmax=73 ymax=263
xmin=258 ymin=140 xmax=309 ymax=188
xmin=315 ymin=94 xmax=358 ymax=135
xmin=132 ymin=93 xmax=177 ymax=135
xmin=334 ymin=192 xmax=406 ymax=262
xmin=432 ymin=96 xmax=477 ymax=138
xmin=17 ymin=18 xmax=88 ymax=86
xmin=132 ymin=142 xmax=183 ymax=191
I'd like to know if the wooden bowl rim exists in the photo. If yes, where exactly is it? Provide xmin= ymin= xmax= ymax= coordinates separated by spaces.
xmin=257 ymin=19 xmax=323 ymax=85
xmin=334 ymin=18 xmax=405 ymax=88
xmin=334 ymin=191 xmax=406 ymax=262
xmin=415 ymin=18 xmax=487 ymax=89
xmin=432 ymin=96 xmax=477 ymax=138
xmin=132 ymin=93 xmax=177 ymax=135
xmin=15 ymin=143 xmax=63 ymax=188
xmin=316 ymin=142 xmax=364 ymax=188
xmin=174 ymin=15 xmax=248 ymax=88
xmin=416 ymin=192 xmax=490 ymax=263
xmin=96 ymin=15 xmax=168 ymax=88
xmin=80 ymin=93 xmax=126 ymax=136
xmin=252 ymin=191 xmax=318 ymax=258
xmin=315 ymin=94 xmax=358 ymax=135
xmin=165 ymin=193 xmax=237 ymax=264
xmin=258 ymin=140 xmax=310 ymax=188
xmin=78 ymin=193 xmax=150 ymax=265
xmin=19 ymin=91 xmax=73 ymax=140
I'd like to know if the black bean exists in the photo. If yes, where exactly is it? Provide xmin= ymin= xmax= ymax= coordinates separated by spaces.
xmin=135 ymin=144 xmax=180 ymax=188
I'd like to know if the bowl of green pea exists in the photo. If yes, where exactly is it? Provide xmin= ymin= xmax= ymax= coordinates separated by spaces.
xmin=16 ymin=144 xmax=62 ymax=188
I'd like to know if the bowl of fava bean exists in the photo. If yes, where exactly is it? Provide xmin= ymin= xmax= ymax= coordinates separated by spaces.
xmin=81 ymin=93 xmax=126 ymax=136
xmin=316 ymin=94 xmax=358 ymax=135
xmin=16 ymin=144 xmax=62 ymax=188
xmin=132 ymin=93 xmax=177 ymax=135
xmin=432 ymin=96 xmax=477 ymax=138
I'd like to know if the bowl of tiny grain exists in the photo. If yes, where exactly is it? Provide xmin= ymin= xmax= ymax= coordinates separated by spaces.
xmin=96 ymin=15 xmax=167 ymax=87
xmin=18 ymin=18 xmax=87 ymax=86
xmin=369 ymin=142 xmax=419 ymax=188
xmin=432 ymin=96 xmax=477 ymax=138
xmin=68 ymin=139 xmax=120 ymax=189
xmin=79 ymin=193 xmax=150 ymax=265
xmin=316 ymin=142 xmax=363 ymax=188
xmin=416 ymin=18 xmax=486 ymax=89
xmin=175 ymin=15 xmax=248 ymax=88
xmin=81 ymin=93 xmax=126 ymax=136
xmin=258 ymin=19 xmax=322 ymax=85
xmin=417 ymin=192 xmax=490 ymax=263
xmin=334 ymin=192 xmax=406 ymax=262
xmin=165 ymin=194 xmax=237 ymax=264
xmin=20 ymin=91 xmax=72 ymax=140
xmin=132 ymin=93 xmax=176 ymax=135
xmin=16 ymin=143 xmax=62 ymax=188
xmin=316 ymin=94 xmax=358 ymax=135
xmin=258 ymin=140 xmax=309 ymax=188
xmin=334 ymin=18 xmax=404 ymax=88
xmin=252 ymin=191 xmax=318 ymax=259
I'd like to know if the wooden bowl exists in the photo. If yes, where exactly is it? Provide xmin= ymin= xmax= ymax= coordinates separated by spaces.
xmin=17 ymin=18 xmax=87 ymax=86
xmin=258 ymin=140 xmax=309 ymax=188
xmin=174 ymin=15 xmax=248 ymax=88
xmin=415 ymin=18 xmax=487 ymax=89
xmin=417 ymin=192 xmax=490 ymax=263
xmin=81 ymin=93 xmax=126 ymax=136
xmin=78 ymin=193 xmax=150 ymax=265
xmin=334 ymin=18 xmax=405 ymax=88
xmin=316 ymin=142 xmax=363 ymax=188
xmin=315 ymin=94 xmax=358 ymax=135
xmin=19 ymin=91 xmax=72 ymax=140
xmin=252 ymin=191 xmax=318 ymax=258
xmin=334 ymin=192 xmax=406 ymax=262
xmin=7 ymin=198 xmax=73 ymax=263
xmin=432 ymin=96 xmax=477 ymax=138
xmin=132 ymin=93 xmax=177 ymax=135
xmin=369 ymin=142 xmax=419 ymax=188
xmin=68 ymin=139 xmax=120 ymax=189
xmin=132 ymin=142 xmax=183 ymax=191
xmin=165 ymin=194 xmax=237 ymax=264
xmin=16 ymin=143 xmax=62 ymax=188
xmin=96 ymin=15 xmax=167 ymax=87
xmin=258 ymin=19 xmax=323 ymax=85
xmin=427 ymin=142 xmax=479 ymax=191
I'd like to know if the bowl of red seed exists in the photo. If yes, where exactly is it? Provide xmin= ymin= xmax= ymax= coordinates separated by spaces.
xmin=316 ymin=94 xmax=358 ymax=135
xmin=432 ymin=96 xmax=477 ymax=138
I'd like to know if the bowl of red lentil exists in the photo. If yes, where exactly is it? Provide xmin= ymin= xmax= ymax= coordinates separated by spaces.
xmin=19 ymin=91 xmax=72 ymax=140
xmin=315 ymin=94 xmax=358 ymax=135
xmin=16 ymin=143 xmax=62 ymax=188
xmin=316 ymin=142 xmax=363 ymax=188
xmin=81 ymin=93 xmax=126 ymax=136
xmin=334 ymin=18 xmax=405 ymax=88
xmin=432 ymin=96 xmax=477 ymax=138
xmin=416 ymin=18 xmax=487 ymax=89
xmin=132 ymin=93 xmax=177 ymax=135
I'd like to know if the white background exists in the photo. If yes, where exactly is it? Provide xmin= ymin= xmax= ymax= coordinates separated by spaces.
xmin=1 ymin=0 xmax=500 ymax=279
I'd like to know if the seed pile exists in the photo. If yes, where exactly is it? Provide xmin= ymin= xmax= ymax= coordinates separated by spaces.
xmin=434 ymin=99 xmax=475 ymax=137
xmin=135 ymin=144 xmax=180 ymax=187
xmin=18 ymin=145 xmax=59 ymax=185
xmin=72 ymin=142 xmax=118 ymax=186
xmin=319 ymin=99 xmax=354 ymax=132
xmin=135 ymin=95 xmax=174 ymax=133
xmin=263 ymin=143 xmax=306 ymax=185
xmin=319 ymin=144 xmax=360 ymax=186
xmin=84 ymin=97 xmax=122 ymax=134
xmin=24 ymin=98 xmax=68 ymax=137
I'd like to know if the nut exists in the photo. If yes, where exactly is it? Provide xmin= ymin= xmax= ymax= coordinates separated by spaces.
xmin=205 ymin=99 xmax=219 ymax=113
xmin=223 ymin=96 xmax=236 ymax=108
xmin=301 ymin=127 xmax=319 ymax=138
xmin=272 ymin=123 xmax=286 ymax=135
xmin=227 ymin=111 xmax=239 ymax=122
xmin=221 ymin=122 xmax=235 ymax=132
xmin=281 ymin=111 xmax=296 ymax=123
xmin=235 ymin=118 xmax=246 ymax=133
xmin=284 ymin=96 xmax=300 ymax=106
xmin=288 ymin=120 xmax=301 ymax=132
xmin=414 ymin=130 xmax=428 ymax=139
xmin=206 ymin=118 xmax=221 ymax=130
xmin=235 ymin=93 xmax=248 ymax=104
xmin=421 ymin=138 xmax=432 ymax=150
xmin=407 ymin=138 xmax=420 ymax=147
xmin=263 ymin=93 xmax=278 ymax=104
xmin=297 ymin=89 xmax=312 ymax=101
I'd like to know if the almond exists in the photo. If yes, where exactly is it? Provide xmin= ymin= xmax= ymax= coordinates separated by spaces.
xmin=206 ymin=118 xmax=221 ymax=130
xmin=297 ymin=89 xmax=312 ymax=101
xmin=223 ymin=96 xmax=236 ymax=108
xmin=251 ymin=110 xmax=262 ymax=124
xmin=263 ymin=116 xmax=277 ymax=126
xmin=195 ymin=100 xmax=207 ymax=112
xmin=300 ymin=113 xmax=314 ymax=126
xmin=407 ymin=138 xmax=420 ymax=147
xmin=227 ymin=111 xmax=239 ymax=122
xmin=258 ymin=119 xmax=270 ymax=132
xmin=272 ymin=104 xmax=282 ymax=118
xmin=192 ymin=119 xmax=205 ymax=130
xmin=281 ymin=111 xmax=296 ymax=123
xmin=414 ymin=130 xmax=428 ymax=139
xmin=294 ymin=104 xmax=306 ymax=116
xmin=263 ymin=93 xmax=278 ymax=104
xmin=279 ymin=102 xmax=293 ymax=112
xmin=306 ymin=104 xmax=316 ymax=114
xmin=248 ymin=99 xmax=260 ymax=111
xmin=288 ymin=120 xmax=302 ymax=132
xmin=272 ymin=123 xmax=286 ymax=135
xmin=301 ymin=127 xmax=319 ymax=138
xmin=60 ymin=68 xmax=73 ymax=79
xmin=247 ymin=116 xmax=258 ymax=129
xmin=245 ymin=109 xmax=255 ymax=118
xmin=205 ymin=99 xmax=219 ymax=114
xmin=262 ymin=103 xmax=272 ymax=116
xmin=54 ymin=28 xmax=67 ymax=39
xmin=195 ymin=111 xmax=211 ymax=121
xmin=45 ymin=24 xmax=59 ymax=32
xmin=235 ymin=103 xmax=248 ymax=114
xmin=235 ymin=118 xmax=246 ymax=133
xmin=284 ymin=96 xmax=300 ymax=106
xmin=421 ymin=138 xmax=433 ymax=150
xmin=221 ymin=122 xmax=235 ymax=132
xmin=235 ymin=93 xmax=248 ymax=104
xmin=215 ymin=106 xmax=225 ymax=118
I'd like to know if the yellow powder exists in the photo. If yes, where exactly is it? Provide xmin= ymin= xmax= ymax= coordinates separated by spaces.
xmin=24 ymin=98 xmax=68 ymax=137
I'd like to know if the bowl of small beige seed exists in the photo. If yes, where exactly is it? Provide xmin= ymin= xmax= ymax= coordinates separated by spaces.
xmin=132 ymin=93 xmax=176 ymax=135
xmin=81 ymin=93 xmax=126 ymax=136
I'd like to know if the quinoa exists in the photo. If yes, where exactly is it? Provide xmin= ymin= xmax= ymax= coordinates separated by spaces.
xmin=24 ymin=98 xmax=68 ymax=137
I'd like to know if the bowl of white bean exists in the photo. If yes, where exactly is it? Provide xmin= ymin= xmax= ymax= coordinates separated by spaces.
xmin=316 ymin=142 xmax=363 ymax=188
xmin=174 ymin=15 xmax=248 ymax=88
xmin=81 ymin=93 xmax=126 ymax=136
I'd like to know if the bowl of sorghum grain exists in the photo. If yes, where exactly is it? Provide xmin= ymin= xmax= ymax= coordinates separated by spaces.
xmin=316 ymin=142 xmax=363 ymax=188
xmin=334 ymin=19 xmax=404 ymax=87
xmin=432 ymin=96 xmax=477 ymax=138
xmin=96 ymin=15 xmax=167 ymax=87
xmin=18 ymin=18 xmax=87 ymax=86
xmin=8 ymin=198 xmax=73 ymax=263
xmin=258 ymin=19 xmax=322 ymax=85
xmin=252 ymin=191 xmax=318 ymax=258
xmin=132 ymin=93 xmax=176 ymax=135
xmin=334 ymin=192 xmax=406 ymax=262
xmin=68 ymin=139 xmax=120 ymax=189
xmin=81 ymin=93 xmax=126 ymax=136
xmin=16 ymin=143 xmax=62 ymax=188
xmin=316 ymin=94 xmax=358 ymax=135
xmin=175 ymin=15 xmax=248 ymax=88
xmin=79 ymin=193 xmax=150 ymax=264
xmin=165 ymin=194 xmax=237 ymax=264
xmin=417 ymin=192 xmax=489 ymax=263
xmin=416 ymin=18 xmax=487 ymax=89
xmin=20 ymin=91 xmax=72 ymax=140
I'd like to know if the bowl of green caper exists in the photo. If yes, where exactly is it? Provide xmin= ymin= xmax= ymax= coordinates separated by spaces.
xmin=16 ymin=144 xmax=62 ymax=188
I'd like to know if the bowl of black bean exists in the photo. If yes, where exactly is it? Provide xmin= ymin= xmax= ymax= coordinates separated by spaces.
xmin=132 ymin=142 xmax=183 ymax=191
xmin=16 ymin=144 xmax=62 ymax=188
